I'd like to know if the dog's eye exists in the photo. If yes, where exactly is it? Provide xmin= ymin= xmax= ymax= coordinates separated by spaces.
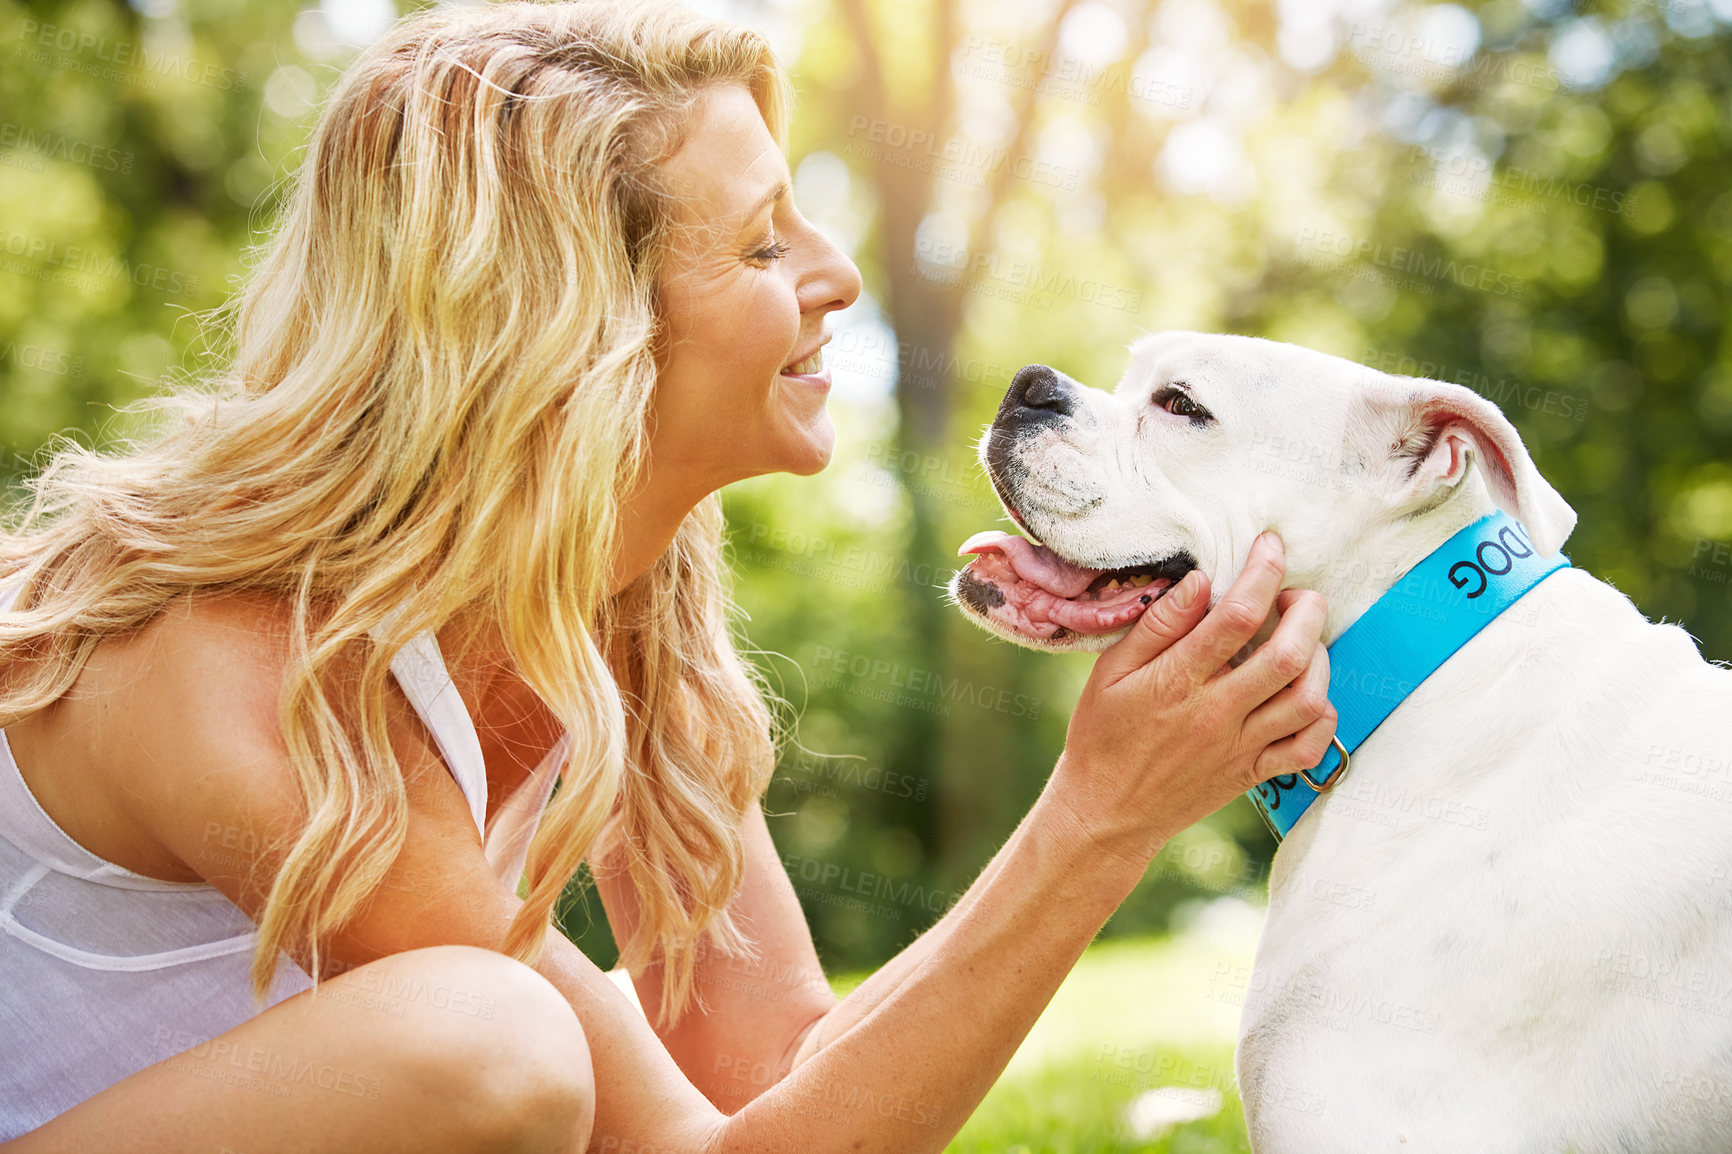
xmin=1154 ymin=385 xmax=1213 ymax=424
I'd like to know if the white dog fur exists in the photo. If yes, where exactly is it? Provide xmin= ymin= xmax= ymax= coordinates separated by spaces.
xmin=952 ymin=331 xmax=1732 ymax=1152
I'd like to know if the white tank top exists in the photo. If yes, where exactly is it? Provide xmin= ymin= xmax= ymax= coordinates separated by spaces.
xmin=0 ymin=580 xmax=567 ymax=1139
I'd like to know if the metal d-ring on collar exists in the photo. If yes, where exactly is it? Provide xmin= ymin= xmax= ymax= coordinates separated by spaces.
xmin=1248 ymin=510 xmax=1573 ymax=842
xmin=1299 ymin=736 xmax=1351 ymax=794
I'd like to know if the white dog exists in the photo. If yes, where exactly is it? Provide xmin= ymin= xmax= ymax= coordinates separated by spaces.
xmin=949 ymin=331 xmax=1732 ymax=1152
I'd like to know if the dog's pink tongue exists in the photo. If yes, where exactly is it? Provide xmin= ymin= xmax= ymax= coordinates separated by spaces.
xmin=958 ymin=531 xmax=1101 ymax=599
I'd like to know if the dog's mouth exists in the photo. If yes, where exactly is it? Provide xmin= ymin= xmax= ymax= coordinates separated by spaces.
xmin=952 ymin=529 xmax=1196 ymax=645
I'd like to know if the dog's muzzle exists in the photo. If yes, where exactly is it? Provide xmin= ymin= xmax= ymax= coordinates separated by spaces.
xmin=948 ymin=364 xmax=1194 ymax=648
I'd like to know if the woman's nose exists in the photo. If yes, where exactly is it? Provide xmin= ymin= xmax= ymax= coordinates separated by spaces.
xmin=802 ymin=225 xmax=863 ymax=315
xmin=834 ymin=253 xmax=863 ymax=312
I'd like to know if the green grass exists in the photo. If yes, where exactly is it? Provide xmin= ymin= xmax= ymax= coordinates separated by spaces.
xmin=830 ymin=898 xmax=1263 ymax=1153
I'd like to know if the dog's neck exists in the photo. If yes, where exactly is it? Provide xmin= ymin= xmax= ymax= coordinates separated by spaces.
xmin=1246 ymin=496 xmax=1574 ymax=840
xmin=1294 ymin=476 xmax=1502 ymax=647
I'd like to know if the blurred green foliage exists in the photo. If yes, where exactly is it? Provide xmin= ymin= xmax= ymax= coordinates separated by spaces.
xmin=0 ymin=0 xmax=1727 ymax=984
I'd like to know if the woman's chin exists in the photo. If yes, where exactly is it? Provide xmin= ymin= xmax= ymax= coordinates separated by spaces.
xmin=778 ymin=420 xmax=836 ymax=476
xmin=783 ymin=440 xmax=834 ymax=476
xmin=725 ymin=416 xmax=835 ymax=481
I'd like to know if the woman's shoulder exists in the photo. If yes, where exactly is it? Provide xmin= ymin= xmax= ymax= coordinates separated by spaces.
xmin=4 ymin=587 xmax=307 ymax=884
xmin=115 ymin=587 xmax=393 ymax=727
xmin=96 ymin=588 xmax=327 ymax=759
xmin=13 ymin=588 xmax=402 ymax=881
xmin=11 ymin=583 xmax=470 ymax=890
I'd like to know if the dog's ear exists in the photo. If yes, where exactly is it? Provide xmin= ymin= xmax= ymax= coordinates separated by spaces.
xmin=1360 ymin=373 xmax=1577 ymax=557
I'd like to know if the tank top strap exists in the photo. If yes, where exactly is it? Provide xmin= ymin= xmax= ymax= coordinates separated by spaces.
xmin=483 ymin=731 xmax=565 ymax=886
xmin=368 ymin=612 xmax=489 ymax=840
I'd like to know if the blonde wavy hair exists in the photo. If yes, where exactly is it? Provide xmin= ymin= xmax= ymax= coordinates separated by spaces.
xmin=0 ymin=0 xmax=788 ymax=1025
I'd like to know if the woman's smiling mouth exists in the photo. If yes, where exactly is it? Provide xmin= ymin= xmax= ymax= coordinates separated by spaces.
xmin=781 ymin=340 xmax=829 ymax=378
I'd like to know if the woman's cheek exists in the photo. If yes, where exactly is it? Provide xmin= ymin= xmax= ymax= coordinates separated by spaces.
xmin=756 ymin=276 xmax=801 ymax=365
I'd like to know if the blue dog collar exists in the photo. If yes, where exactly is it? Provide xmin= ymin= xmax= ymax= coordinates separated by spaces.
xmin=1249 ymin=511 xmax=1571 ymax=841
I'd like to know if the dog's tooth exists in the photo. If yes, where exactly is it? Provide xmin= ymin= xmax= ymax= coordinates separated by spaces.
xmin=1129 ymin=574 xmax=1154 ymax=587
xmin=1105 ymin=578 xmax=1121 ymax=590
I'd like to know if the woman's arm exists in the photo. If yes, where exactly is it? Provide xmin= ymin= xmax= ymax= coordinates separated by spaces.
xmin=789 ymin=573 xmax=1335 ymax=1072
xmin=596 ymin=535 xmax=1337 ymax=1129
xmin=590 ymin=805 xmax=839 ymax=1110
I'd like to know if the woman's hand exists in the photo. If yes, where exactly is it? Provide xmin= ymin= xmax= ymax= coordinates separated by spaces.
xmin=1043 ymin=530 xmax=1336 ymax=869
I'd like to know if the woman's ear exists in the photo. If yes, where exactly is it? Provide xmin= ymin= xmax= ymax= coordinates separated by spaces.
xmin=1360 ymin=373 xmax=1577 ymax=557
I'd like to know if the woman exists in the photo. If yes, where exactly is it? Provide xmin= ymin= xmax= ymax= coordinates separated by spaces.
xmin=0 ymin=2 xmax=1336 ymax=1150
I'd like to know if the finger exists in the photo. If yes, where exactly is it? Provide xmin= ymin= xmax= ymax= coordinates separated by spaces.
xmin=1221 ymin=586 xmax=1329 ymax=707
xmin=1241 ymin=642 xmax=1333 ymax=749
xmin=1169 ymin=532 xmax=1287 ymax=684
xmin=1248 ymin=711 xmax=1341 ymax=786
xmin=1093 ymin=568 xmax=1211 ymax=683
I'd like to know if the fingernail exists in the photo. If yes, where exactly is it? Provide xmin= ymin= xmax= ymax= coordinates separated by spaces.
xmin=1172 ymin=571 xmax=1200 ymax=608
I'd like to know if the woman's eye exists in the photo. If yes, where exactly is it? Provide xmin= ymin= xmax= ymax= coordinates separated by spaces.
xmin=749 ymin=237 xmax=791 ymax=264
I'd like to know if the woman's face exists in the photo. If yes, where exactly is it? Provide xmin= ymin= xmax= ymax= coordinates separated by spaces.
xmin=649 ymin=83 xmax=863 ymax=495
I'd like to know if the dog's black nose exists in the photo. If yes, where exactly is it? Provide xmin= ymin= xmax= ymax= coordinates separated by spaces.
xmin=1001 ymin=364 xmax=1076 ymax=422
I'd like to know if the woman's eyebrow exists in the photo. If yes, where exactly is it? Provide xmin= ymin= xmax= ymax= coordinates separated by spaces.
xmin=740 ymin=179 xmax=790 ymax=226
